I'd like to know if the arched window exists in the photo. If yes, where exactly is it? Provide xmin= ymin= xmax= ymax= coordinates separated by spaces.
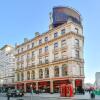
xmin=45 ymin=68 xmax=49 ymax=78
xmin=21 ymin=72 xmax=24 ymax=81
xmin=27 ymin=71 xmax=30 ymax=80
xmin=31 ymin=70 xmax=35 ymax=79
xmin=54 ymin=66 xmax=59 ymax=77
xmin=62 ymin=64 xmax=68 ymax=76
xmin=17 ymin=73 xmax=20 ymax=81
xmin=39 ymin=69 xmax=43 ymax=79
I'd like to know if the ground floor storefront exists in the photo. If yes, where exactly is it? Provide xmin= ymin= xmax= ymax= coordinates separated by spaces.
xmin=15 ymin=78 xmax=84 ymax=93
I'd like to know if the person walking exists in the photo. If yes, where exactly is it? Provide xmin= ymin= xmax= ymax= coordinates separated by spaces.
xmin=90 ymin=90 xmax=95 ymax=99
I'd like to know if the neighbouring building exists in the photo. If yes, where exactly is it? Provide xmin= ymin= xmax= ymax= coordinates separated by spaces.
xmin=15 ymin=7 xmax=84 ymax=93
xmin=95 ymin=72 xmax=100 ymax=89
xmin=0 ymin=45 xmax=15 ymax=91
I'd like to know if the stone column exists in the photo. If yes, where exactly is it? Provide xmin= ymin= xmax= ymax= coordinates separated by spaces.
xmin=50 ymin=80 xmax=53 ymax=93
xmin=59 ymin=66 xmax=62 ymax=77
xmin=72 ymin=79 xmax=75 ymax=93
xmin=36 ymin=82 xmax=38 ymax=91
xmin=24 ymin=83 xmax=26 ymax=92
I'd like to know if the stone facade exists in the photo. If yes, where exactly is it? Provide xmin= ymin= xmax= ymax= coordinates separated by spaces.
xmin=15 ymin=21 xmax=84 ymax=93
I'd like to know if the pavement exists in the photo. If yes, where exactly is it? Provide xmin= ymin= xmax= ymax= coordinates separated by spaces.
xmin=0 ymin=92 xmax=100 ymax=100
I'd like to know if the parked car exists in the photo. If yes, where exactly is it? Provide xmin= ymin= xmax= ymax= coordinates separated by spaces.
xmin=6 ymin=89 xmax=24 ymax=97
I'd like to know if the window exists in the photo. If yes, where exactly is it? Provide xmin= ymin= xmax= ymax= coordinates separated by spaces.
xmin=21 ymin=48 xmax=23 ymax=52
xmin=21 ymin=55 xmax=24 ymax=61
xmin=39 ymin=39 xmax=42 ymax=45
xmin=32 ymin=43 xmax=34 ymax=48
xmin=27 ymin=45 xmax=30 ymax=50
xmin=27 ymin=71 xmax=30 ymax=80
xmin=54 ymin=32 xmax=58 ymax=38
xmin=31 ymin=70 xmax=35 ymax=79
xmin=39 ymin=69 xmax=43 ymax=79
xmin=27 ymin=53 xmax=30 ymax=59
xmin=45 ymin=46 xmax=48 ymax=52
xmin=21 ymin=72 xmax=24 ymax=81
xmin=75 ymin=39 xmax=79 ymax=47
xmin=45 ymin=68 xmax=49 ymax=78
xmin=39 ymin=48 xmax=42 ymax=54
xmin=17 ymin=73 xmax=20 ymax=81
xmin=61 ymin=29 xmax=65 ymax=35
xmin=39 ymin=58 xmax=42 ymax=64
xmin=45 ymin=56 xmax=49 ymax=63
xmin=32 ymin=51 xmax=34 ymax=58
xmin=54 ymin=42 xmax=58 ymax=49
xmin=61 ymin=39 xmax=66 ymax=47
xmin=45 ymin=37 xmax=48 ymax=42
xmin=18 ymin=49 xmax=20 ymax=54
xmin=54 ymin=66 xmax=59 ymax=77
xmin=75 ymin=28 xmax=79 ymax=33
xmin=75 ymin=50 xmax=79 ymax=58
xmin=54 ymin=53 xmax=59 ymax=60
xmin=62 ymin=51 xmax=67 ymax=59
xmin=62 ymin=64 xmax=68 ymax=76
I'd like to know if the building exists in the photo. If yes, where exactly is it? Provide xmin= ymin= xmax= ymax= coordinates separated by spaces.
xmin=95 ymin=72 xmax=100 ymax=89
xmin=0 ymin=45 xmax=15 ymax=91
xmin=15 ymin=7 xmax=84 ymax=93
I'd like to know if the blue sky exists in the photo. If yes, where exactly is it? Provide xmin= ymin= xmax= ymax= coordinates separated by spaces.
xmin=0 ymin=0 xmax=100 ymax=83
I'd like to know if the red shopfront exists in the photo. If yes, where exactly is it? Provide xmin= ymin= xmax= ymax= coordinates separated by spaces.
xmin=26 ymin=82 xmax=36 ymax=93
xmin=38 ymin=81 xmax=50 ymax=93
xmin=53 ymin=80 xmax=71 ymax=93
xmin=75 ymin=79 xmax=82 ymax=93
xmin=16 ymin=83 xmax=24 ymax=90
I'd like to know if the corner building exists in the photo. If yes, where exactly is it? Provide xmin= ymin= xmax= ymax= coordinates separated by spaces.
xmin=15 ymin=7 xmax=84 ymax=93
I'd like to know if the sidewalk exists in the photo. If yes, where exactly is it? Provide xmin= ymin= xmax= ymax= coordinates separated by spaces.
xmin=25 ymin=92 xmax=100 ymax=99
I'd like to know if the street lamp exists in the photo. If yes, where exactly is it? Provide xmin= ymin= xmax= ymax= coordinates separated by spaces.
xmin=30 ymin=84 xmax=33 ymax=100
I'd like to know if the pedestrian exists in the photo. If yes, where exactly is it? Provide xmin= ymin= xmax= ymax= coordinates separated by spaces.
xmin=7 ymin=95 xmax=10 ymax=100
xmin=90 ymin=90 xmax=95 ymax=99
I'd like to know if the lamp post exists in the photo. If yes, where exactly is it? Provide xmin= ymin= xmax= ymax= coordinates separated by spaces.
xmin=30 ymin=84 xmax=33 ymax=100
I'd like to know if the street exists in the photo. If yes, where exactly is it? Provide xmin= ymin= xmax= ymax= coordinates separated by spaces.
xmin=0 ymin=92 xmax=100 ymax=100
